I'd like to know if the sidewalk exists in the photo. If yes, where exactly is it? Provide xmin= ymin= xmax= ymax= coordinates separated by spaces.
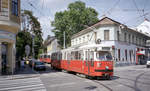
xmin=114 ymin=64 xmax=146 ymax=71
xmin=0 ymin=65 xmax=39 ymax=80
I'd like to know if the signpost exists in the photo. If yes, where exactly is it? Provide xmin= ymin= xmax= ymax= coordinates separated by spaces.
xmin=25 ymin=45 xmax=30 ymax=57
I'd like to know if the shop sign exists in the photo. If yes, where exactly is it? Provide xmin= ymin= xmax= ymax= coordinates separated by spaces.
xmin=0 ymin=30 xmax=16 ymax=41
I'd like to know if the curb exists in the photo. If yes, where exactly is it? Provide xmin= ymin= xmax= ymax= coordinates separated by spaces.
xmin=10 ymin=74 xmax=40 ymax=80
xmin=0 ymin=68 xmax=40 ymax=80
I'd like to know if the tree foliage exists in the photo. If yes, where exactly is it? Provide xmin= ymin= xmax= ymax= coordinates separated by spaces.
xmin=16 ymin=31 xmax=32 ymax=58
xmin=52 ymin=1 xmax=99 ymax=48
xmin=16 ymin=10 xmax=43 ymax=59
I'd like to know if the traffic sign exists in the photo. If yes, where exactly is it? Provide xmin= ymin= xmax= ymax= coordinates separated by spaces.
xmin=25 ymin=45 xmax=30 ymax=57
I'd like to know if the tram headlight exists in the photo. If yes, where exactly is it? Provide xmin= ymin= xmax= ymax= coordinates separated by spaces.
xmin=105 ymin=66 xmax=109 ymax=70
xmin=97 ymin=63 xmax=101 ymax=67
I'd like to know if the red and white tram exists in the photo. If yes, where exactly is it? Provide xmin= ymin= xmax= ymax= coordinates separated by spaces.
xmin=51 ymin=44 xmax=113 ymax=79
xmin=40 ymin=53 xmax=51 ymax=64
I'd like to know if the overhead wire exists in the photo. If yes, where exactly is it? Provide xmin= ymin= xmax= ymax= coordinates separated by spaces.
xmin=26 ymin=0 xmax=46 ymax=16
xmin=105 ymin=0 xmax=121 ymax=15
xmin=132 ymin=0 xmax=143 ymax=17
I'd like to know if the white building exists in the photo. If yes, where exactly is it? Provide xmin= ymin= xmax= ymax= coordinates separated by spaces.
xmin=136 ymin=19 xmax=150 ymax=35
xmin=71 ymin=17 xmax=150 ymax=66
xmin=44 ymin=36 xmax=61 ymax=54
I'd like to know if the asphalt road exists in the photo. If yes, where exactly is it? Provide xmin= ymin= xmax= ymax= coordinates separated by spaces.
xmin=36 ymin=64 xmax=150 ymax=91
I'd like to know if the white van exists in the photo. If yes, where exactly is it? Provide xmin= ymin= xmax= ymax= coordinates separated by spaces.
xmin=146 ymin=60 xmax=150 ymax=68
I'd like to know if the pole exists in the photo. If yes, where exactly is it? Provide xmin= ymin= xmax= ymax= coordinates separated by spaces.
xmin=32 ymin=35 xmax=35 ymax=58
xmin=63 ymin=31 xmax=66 ymax=49
xmin=31 ymin=35 xmax=34 ymax=71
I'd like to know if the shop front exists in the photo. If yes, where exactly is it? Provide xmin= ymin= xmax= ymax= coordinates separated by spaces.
xmin=0 ymin=30 xmax=16 ymax=75
xmin=136 ymin=50 xmax=147 ymax=65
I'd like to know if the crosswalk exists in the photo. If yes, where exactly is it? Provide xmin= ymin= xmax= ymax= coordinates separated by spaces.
xmin=0 ymin=76 xmax=46 ymax=91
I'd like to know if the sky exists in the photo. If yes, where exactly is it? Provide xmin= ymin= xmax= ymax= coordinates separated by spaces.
xmin=21 ymin=0 xmax=150 ymax=40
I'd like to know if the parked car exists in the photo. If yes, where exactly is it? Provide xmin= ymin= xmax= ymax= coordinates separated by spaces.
xmin=146 ymin=60 xmax=150 ymax=68
xmin=33 ymin=61 xmax=46 ymax=71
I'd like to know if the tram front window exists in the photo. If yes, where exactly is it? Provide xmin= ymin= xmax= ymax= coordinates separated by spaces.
xmin=96 ymin=51 xmax=112 ymax=61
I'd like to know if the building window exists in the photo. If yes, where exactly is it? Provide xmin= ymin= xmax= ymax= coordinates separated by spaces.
xmin=83 ymin=36 xmax=85 ymax=42
xmin=143 ymin=39 xmax=145 ymax=45
xmin=118 ymin=49 xmax=120 ymax=61
xmin=136 ymin=37 xmax=137 ymax=44
xmin=124 ymin=33 xmax=127 ymax=42
xmin=72 ymin=40 xmax=74 ymax=45
xmin=76 ymin=39 xmax=78 ymax=44
xmin=117 ymin=31 xmax=120 ymax=41
xmin=79 ymin=38 xmax=81 ymax=43
xmin=129 ymin=34 xmax=131 ymax=43
xmin=125 ymin=49 xmax=127 ymax=61
xmin=132 ymin=35 xmax=134 ymax=44
xmin=144 ymin=39 xmax=146 ymax=45
xmin=139 ymin=38 xmax=141 ymax=45
xmin=12 ymin=0 xmax=18 ymax=16
xmin=104 ymin=30 xmax=109 ymax=40
xmin=87 ymin=35 xmax=89 ymax=41
xmin=129 ymin=50 xmax=132 ymax=62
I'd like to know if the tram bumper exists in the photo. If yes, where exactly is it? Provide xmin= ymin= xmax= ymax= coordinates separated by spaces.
xmin=94 ymin=69 xmax=113 ymax=77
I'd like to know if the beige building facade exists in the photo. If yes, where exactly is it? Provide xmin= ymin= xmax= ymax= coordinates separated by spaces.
xmin=0 ymin=0 xmax=20 ymax=75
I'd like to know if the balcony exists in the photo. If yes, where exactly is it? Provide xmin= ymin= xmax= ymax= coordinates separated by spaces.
xmin=0 ymin=7 xmax=9 ymax=20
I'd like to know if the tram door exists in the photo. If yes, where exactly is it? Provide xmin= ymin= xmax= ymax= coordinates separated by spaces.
xmin=84 ymin=50 xmax=90 ymax=75
xmin=85 ymin=50 xmax=94 ymax=75
xmin=67 ymin=52 xmax=71 ymax=70
xmin=1 ymin=43 xmax=8 ymax=75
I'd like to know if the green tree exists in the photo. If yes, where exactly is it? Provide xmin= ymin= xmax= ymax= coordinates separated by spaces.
xmin=16 ymin=31 xmax=32 ymax=59
xmin=16 ymin=10 xmax=43 ymax=59
xmin=52 ymin=1 xmax=99 ymax=48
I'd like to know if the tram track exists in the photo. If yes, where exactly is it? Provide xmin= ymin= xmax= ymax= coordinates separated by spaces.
xmin=92 ymin=80 xmax=113 ymax=91
xmin=51 ymin=68 xmax=113 ymax=91
xmin=74 ymin=73 xmax=113 ymax=91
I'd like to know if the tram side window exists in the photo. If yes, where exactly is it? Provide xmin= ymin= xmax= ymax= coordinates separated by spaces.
xmin=44 ymin=55 xmax=46 ymax=58
xmin=48 ymin=55 xmax=51 ymax=58
xmin=51 ymin=54 xmax=54 ymax=60
xmin=85 ymin=51 xmax=88 ymax=60
xmin=89 ymin=51 xmax=94 ymax=66
xmin=59 ymin=53 xmax=62 ymax=60
xmin=75 ymin=51 xmax=78 ymax=60
xmin=67 ymin=53 xmax=71 ymax=60
xmin=78 ymin=52 xmax=81 ymax=60
xmin=64 ymin=52 xmax=66 ymax=60
xmin=71 ymin=52 xmax=75 ymax=60
xmin=80 ymin=51 xmax=84 ymax=60
xmin=89 ymin=51 xmax=94 ymax=60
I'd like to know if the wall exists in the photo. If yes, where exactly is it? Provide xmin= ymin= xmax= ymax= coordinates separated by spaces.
xmin=0 ymin=0 xmax=20 ymax=74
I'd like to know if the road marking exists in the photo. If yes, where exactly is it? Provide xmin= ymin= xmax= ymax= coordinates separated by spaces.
xmin=0 ymin=77 xmax=40 ymax=83
xmin=11 ymin=86 xmax=46 ymax=91
xmin=0 ymin=84 xmax=44 ymax=91
xmin=0 ymin=81 xmax=42 ymax=87
xmin=49 ymin=82 xmax=76 ymax=88
xmin=0 ymin=79 xmax=41 ymax=85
